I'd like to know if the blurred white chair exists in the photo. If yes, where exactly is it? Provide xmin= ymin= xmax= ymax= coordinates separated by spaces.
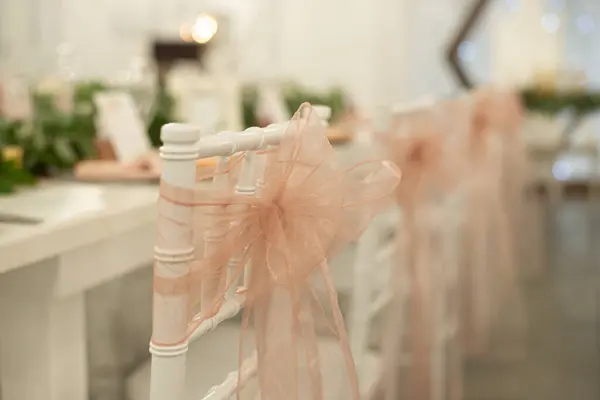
xmin=346 ymin=210 xmax=402 ymax=397
xmin=316 ymin=102 xmax=401 ymax=396
xmin=371 ymin=100 xmax=466 ymax=400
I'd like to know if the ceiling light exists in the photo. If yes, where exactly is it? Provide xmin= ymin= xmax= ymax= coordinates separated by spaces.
xmin=192 ymin=14 xmax=218 ymax=44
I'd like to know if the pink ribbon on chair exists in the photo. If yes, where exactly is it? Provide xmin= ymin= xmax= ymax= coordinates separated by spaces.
xmin=461 ymin=89 xmax=526 ymax=358
xmin=493 ymin=90 xmax=545 ymax=277
xmin=375 ymin=106 xmax=464 ymax=400
xmin=156 ymin=103 xmax=401 ymax=400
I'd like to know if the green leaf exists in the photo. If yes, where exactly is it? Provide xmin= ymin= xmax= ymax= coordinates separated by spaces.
xmin=53 ymin=137 xmax=77 ymax=166
xmin=241 ymin=84 xmax=349 ymax=129
xmin=0 ymin=177 xmax=15 ymax=194
xmin=0 ymin=156 xmax=35 ymax=194
xmin=521 ymin=88 xmax=600 ymax=117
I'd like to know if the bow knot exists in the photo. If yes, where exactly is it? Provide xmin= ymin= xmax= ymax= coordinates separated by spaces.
xmin=378 ymin=131 xmax=446 ymax=204
xmin=257 ymin=196 xmax=284 ymax=233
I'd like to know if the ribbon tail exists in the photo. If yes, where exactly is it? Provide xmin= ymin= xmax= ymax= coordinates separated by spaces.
xmin=490 ymin=191 xmax=515 ymax=291
xmin=520 ymin=162 xmax=546 ymax=277
xmin=237 ymin=304 xmax=254 ymax=400
xmin=464 ymin=184 xmax=491 ymax=357
xmin=320 ymin=261 xmax=361 ymax=400
xmin=296 ymin=283 xmax=324 ymax=400
xmin=375 ymin=232 xmax=409 ymax=400
xmin=248 ymin=251 xmax=327 ymax=399
xmin=246 ymin=243 xmax=301 ymax=400
xmin=490 ymin=190 xmax=529 ymax=360
xmin=405 ymin=206 xmax=434 ymax=400
xmin=440 ymin=205 xmax=463 ymax=400
xmin=527 ymin=195 xmax=546 ymax=276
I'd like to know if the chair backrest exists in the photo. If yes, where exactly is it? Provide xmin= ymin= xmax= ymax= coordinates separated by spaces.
xmin=151 ymin=121 xmax=286 ymax=400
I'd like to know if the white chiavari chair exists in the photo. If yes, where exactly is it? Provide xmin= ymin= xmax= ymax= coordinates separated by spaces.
xmin=128 ymin=105 xmax=396 ymax=400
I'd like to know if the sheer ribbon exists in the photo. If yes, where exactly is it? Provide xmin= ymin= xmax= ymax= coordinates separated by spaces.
xmin=373 ymin=104 xmax=464 ymax=400
xmin=461 ymin=90 xmax=526 ymax=358
xmin=155 ymin=103 xmax=401 ymax=399
xmin=493 ymin=90 xmax=545 ymax=277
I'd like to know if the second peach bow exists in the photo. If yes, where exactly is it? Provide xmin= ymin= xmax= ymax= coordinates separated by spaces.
xmin=461 ymin=90 xmax=527 ymax=358
xmin=375 ymin=105 xmax=464 ymax=400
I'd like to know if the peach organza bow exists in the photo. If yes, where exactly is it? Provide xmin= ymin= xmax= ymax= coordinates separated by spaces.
xmin=461 ymin=90 xmax=527 ymax=358
xmin=157 ymin=104 xmax=401 ymax=400
xmin=488 ymin=89 xmax=545 ymax=276
xmin=374 ymin=106 xmax=463 ymax=400
xmin=382 ymin=112 xmax=457 ymax=205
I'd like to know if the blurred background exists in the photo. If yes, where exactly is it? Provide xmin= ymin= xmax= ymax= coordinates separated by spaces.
xmin=0 ymin=0 xmax=599 ymax=400
xmin=0 ymin=0 xmax=598 ymax=103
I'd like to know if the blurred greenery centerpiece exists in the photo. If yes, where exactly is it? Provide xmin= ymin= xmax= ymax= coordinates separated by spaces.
xmin=0 ymin=76 xmax=349 ymax=194
xmin=520 ymin=70 xmax=600 ymax=151
xmin=0 ymin=77 xmax=175 ymax=193
xmin=2 ymin=81 xmax=106 ymax=176
xmin=242 ymin=83 xmax=350 ymax=128
xmin=147 ymin=85 xmax=176 ymax=147
xmin=521 ymin=69 xmax=600 ymax=117
xmin=521 ymin=88 xmax=600 ymax=117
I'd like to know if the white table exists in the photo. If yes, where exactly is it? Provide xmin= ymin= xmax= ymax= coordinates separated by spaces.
xmin=0 ymin=181 xmax=158 ymax=400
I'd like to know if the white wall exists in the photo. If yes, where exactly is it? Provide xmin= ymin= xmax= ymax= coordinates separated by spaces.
xmin=562 ymin=0 xmax=600 ymax=87
xmin=490 ymin=0 xmax=563 ymax=88
xmin=2 ymin=0 xmax=597 ymax=111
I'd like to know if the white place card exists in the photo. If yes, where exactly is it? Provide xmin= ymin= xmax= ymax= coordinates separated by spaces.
xmin=257 ymin=85 xmax=289 ymax=124
xmin=94 ymin=91 xmax=151 ymax=164
xmin=0 ymin=77 xmax=33 ymax=120
xmin=186 ymin=91 xmax=222 ymax=135
xmin=167 ymin=66 xmax=242 ymax=135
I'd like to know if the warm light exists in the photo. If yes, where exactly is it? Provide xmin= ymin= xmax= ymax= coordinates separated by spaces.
xmin=180 ymin=24 xmax=193 ymax=43
xmin=191 ymin=14 xmax=218 ymax=44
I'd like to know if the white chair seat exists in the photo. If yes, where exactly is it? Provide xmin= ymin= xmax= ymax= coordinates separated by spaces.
xmin=126 ymin=323 xmax=381 ymax=400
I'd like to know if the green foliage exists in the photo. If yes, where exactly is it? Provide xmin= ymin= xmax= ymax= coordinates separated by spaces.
xmin=0 ymin=80 xmax=174 ymax=193
xmin=242 ymin=86 xmax=260 ymax=128
xmin=521 ymin=88 xmax=600 ymax=116
xmin=147 ymin=86 xmax=176 ymax=147
xmin=0 ymin=82 xmax=108 ymax=176
xmin=0 ymin=153 xmax=35 ymax=194
xmin=0 ymin=79 xmax=350 ymax=193
xmin=241 ymin=83 xmax=349 ymax=128
xmin=282 ymin=84 xmax=348 ymax=121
